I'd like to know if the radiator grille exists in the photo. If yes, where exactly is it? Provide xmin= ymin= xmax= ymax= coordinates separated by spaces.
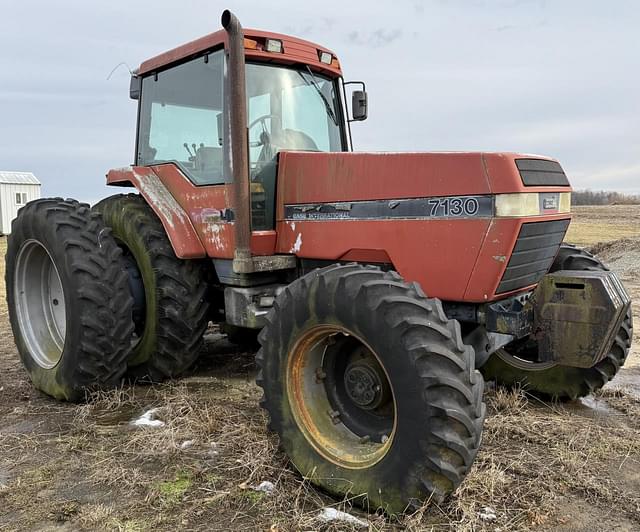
xmin=496 ymin=219 xmax=571 ymax=294
xmin=516 ymin=158 xmax=570 ymax=186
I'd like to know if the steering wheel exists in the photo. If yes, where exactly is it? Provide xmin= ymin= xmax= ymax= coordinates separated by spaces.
xmin=248 ymin=114 xmax=278 ymax=147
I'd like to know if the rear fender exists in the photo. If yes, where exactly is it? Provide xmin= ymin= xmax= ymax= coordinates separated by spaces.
xmin=106 ymin=166 xmax=206 ymax=259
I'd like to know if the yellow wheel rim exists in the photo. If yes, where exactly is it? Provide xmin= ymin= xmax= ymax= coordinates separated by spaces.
xmin=286 ymin=325 xmax=397 ymax=469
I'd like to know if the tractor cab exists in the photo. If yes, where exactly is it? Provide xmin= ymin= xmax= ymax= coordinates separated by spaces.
xmin=128 ymin=24 xmax=361 ymax=232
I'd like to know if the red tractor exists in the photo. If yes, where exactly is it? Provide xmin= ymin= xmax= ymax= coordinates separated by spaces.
xmin=6 ymin=10 xmax=633 ymax=512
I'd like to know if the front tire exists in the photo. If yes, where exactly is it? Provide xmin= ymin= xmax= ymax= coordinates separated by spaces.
xmin=6 ymin=199 xmax=134 ymax=401
xmin=93 ymin=194 xmax=210 ymax=381
xmin=482 ymin=245 xmax=634 ymax=399
xmin=257 ymin=264 xmax=485 ymax=513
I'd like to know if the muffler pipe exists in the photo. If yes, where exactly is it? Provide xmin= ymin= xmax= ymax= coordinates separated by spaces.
xmin=222 ymin=9 xmax=253 ymax=273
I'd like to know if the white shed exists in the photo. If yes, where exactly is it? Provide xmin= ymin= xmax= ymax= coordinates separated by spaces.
xmin=0 ymin=171 xmax=42 ymax=235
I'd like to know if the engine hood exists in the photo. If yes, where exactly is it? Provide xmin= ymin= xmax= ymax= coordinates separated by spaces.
xmin=276 ymin=151 xmax=570 ymax=205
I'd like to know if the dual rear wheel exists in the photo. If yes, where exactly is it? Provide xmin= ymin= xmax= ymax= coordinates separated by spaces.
xmin=7 ymin=196 xmax=210 ymax=400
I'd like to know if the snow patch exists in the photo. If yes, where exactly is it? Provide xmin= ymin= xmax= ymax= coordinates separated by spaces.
xmin=131 ymin=408 xmax=165 ymax=428
xmin=208 ymin=441 xmax=219 ymax=456
xmin=317 ymin=508 xmax=368 ymax=528
xmin=478 ymin=506 xmax=497 ymax=522
xmin=253 ymin=481 xmax=275 ymax=494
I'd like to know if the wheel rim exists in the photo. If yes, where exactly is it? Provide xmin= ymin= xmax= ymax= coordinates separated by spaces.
xmin=14 ymin=240 xmax=66 ymax=369
xmin=286 ymin=326 xmax=396 ymax=469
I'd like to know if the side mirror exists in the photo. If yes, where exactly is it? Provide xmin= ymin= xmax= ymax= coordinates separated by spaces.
xmin=351 ymin=90 xmax=368 ymax=121
xmin=129 ymin=74 xmax=141 ymax=100
xmin=344 ymin=81 xmax=368 ymax=122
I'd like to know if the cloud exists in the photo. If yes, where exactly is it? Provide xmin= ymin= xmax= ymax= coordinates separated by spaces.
xmin=347 ymin=29 xmax=403 ymax=47
xmin=0 ymin=0 xmax=637 ymax=201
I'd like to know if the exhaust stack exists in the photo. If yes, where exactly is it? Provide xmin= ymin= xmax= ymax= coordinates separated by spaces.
xmin=221 ymin=9 xmax=252 ymax=273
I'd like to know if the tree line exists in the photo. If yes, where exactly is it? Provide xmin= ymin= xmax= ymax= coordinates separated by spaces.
xmin=571 ymin=190 xmax=640 ymax=205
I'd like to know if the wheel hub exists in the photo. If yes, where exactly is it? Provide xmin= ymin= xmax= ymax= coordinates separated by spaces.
xmin=344 ymin=360 xmax=385 ymax=410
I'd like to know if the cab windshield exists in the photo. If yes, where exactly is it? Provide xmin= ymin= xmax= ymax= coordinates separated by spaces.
xmin=246 ymin=63 xmax=345 ymax=178
xmin=246 ymin=63 xmax=345 ymax=230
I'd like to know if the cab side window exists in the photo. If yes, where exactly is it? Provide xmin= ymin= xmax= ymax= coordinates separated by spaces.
xmin=137 ymin=51 xmax=224 ymax=185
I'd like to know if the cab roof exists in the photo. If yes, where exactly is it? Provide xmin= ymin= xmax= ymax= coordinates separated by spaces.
xmin=138 ymin=28 xmax=342 ymax=78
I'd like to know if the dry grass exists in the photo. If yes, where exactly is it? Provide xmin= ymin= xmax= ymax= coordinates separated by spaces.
xmin=59 ymin=383 xmax=386 ymax=530
xmin=565 ymin=222 xmax=639 ymax=246
xmin=1 ymin=206 xmax=640 ymax=530
xmin=4 ymin=382 xmax=636 ymax=530
xmin=565 ymin=204 xmax=640 ymax=246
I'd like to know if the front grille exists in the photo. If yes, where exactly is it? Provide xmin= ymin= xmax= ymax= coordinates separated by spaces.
xmin=516 ymin=158 xmax=570 ymax=186
xmin=496 ymin=219 xmax=571 ymax=294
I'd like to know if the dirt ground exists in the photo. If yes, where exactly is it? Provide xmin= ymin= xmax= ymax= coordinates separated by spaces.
xmin=1 ymin=206 xmax=639 ymax=531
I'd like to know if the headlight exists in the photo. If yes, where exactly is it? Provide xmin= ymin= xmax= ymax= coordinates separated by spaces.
xmin=495 ymin=193 xmax=540 ymax=217
xmin=558 ymin=192 xmax=571 ymax=213
xmin=494 ymin=192 xmax=571 ymax=217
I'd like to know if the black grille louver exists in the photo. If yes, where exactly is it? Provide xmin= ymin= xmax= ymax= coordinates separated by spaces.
xmin=496 ymin=219 xmax=571 ymax=294
xmin=516 ymin=158 xmax=570 ymax=187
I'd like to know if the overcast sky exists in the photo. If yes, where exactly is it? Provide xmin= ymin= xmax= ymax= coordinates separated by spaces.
xmin=0 ymin=0 xmax=638 ymax=202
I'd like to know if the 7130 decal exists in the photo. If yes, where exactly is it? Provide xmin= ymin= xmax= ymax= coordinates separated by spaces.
xmin=427 ymin=197 xmax=480 ymax=217
xmin=284 ymin=194 xmax=493 ymax=221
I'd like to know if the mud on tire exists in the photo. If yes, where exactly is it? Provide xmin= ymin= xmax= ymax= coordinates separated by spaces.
xmin=482 ymin=244 xmax=634 ymax=400
xmin=256 ymin=264 xmax=485 ymax=513
xmin=6 ymin=198 xmax=134 ymax=401
xmin=94 ymin=194 xmax=210 ymax=381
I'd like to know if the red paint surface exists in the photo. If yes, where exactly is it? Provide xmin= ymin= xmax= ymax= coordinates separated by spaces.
xmin=107 ymin=165 xmax=275 ymax=258
xmin=108 ymin=150 xmax=572 ymax=302
xmin=275 ymin=152 xmax=571 ymax=302
xmin=463 ymin=214 xmax=570 ymax=301
xmin=276 ymin=151 xmax=568 ymax=208
xmin=106 ymin=166 xmax=207 ymax=259
xmin=138 ymin=29 xmax=341 ymax=77
xmin=278 ymin=218 xmax=490 ymax=301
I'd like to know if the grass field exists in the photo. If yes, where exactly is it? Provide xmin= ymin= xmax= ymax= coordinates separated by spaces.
xmin=0 ymin=207 xmax=639 ymax=531
xmin=565 ymin=205 xmax=640 ymax=246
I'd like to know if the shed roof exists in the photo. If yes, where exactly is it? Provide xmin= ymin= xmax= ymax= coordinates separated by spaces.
xmin=0 ymin=171 xmax=41 ymax=185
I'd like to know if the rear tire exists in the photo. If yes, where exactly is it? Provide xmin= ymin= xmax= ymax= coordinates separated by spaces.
xmin=481 ymin=244 xmax=633 ymax=400
xmin=6 ymin=199 xmax=134 ymax=401
xmin=257 ymin=264 xmax=485 ymax=513
xmin=94 ymin=194 xmax=210 ymax=381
